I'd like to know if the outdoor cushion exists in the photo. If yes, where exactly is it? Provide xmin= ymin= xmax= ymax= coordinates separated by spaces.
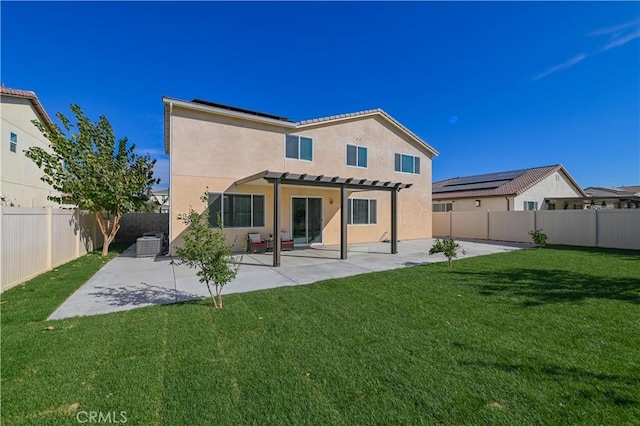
xmin=249 ymin=233 xmax=263 ymax=243
xmin=281 ymin=231 xmax=292 ymax=241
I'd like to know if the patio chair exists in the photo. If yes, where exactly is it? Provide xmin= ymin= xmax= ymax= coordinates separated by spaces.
xmin=281 ymin=231 xmax=294 ymax=251
xmin=247 ymin=232 xmax=267 ymax=253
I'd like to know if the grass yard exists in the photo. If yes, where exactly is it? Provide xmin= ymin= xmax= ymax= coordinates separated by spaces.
xmin=2 ymin=245 xmax=639 ymax=425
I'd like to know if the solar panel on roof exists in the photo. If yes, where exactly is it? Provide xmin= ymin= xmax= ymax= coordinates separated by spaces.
xmin=191 ymin=99 xmax=292 ymax=122
xmin=433 ymin=180 xmax=511 ymax=193
xmin=446 ymin=169 xmax=528 ymax=186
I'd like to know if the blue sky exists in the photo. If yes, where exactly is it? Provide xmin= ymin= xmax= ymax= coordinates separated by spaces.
xmin=2 ymin=1 xmax=639 ymax=189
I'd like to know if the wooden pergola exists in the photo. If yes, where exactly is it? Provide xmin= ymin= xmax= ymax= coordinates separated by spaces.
xmin=235 ymin=170 xmax=412 ymax=267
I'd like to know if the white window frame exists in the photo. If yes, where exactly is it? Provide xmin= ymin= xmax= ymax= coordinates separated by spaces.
xmin=9 ymin=132 xmax=17 ymax=153
xmin=394 ymin=152 xmax=421 ymax=175
xmin=347 ymin=198 xmax=377 ymax=225
xmin=284 ymin=134 xmax=313 ymax=162
xmin=433 ymin=203 xmax=452 ymax=212
xmin=208 ymin=192 xmax=266 ymax=229
xmin=346 ymin=144 xmax=368 ymax=168
xmin=523 ymin=201 xmax=538 ymax=211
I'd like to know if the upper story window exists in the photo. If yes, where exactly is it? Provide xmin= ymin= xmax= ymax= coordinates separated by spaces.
xmin=285 ymin=135 xmax=313 ymax=161
xmin=208 ymin=193 xmax=265 ymax=228
xmin=524 ymin=201 xmax=538 ymax=211
xmin=346 ymin=144 xmax=368 ymax=168
xmin=10 ymin=132 xmax=17 ymax=153
xmin=394 ymin=153 xmax=420 ymax=174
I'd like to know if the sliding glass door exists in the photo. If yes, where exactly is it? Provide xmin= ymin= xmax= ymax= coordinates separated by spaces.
xmin=292 ymin=197 xmax=323 ymax=245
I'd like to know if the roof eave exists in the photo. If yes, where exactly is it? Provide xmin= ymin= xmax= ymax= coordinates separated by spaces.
xmin=162 ymin=97 xmax=297 ymax=129
xmin=296 ymin=109 xmax=438 ymax=158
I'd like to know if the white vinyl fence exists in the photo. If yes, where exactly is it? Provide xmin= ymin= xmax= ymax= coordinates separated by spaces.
xmin=433 ymin=209 xmax=640 ymax=250
xmin=1 ymin=207 xmax=104 ymax=292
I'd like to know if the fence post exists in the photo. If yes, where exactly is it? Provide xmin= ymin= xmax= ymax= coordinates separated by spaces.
xmin=0 ymin=207 xmax=3 ymax=289
xmin=594 ymin=209 xmax=599 ymax=247
xmin=486 ymin=210 xmax=490 ymax=240
xmin=46 ymin=206 xmax=53 ymax=270
xmin=75 ymin=209 xmax=81 ymax=257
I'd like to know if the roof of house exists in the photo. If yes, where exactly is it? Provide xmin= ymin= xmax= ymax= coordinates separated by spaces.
xmin=584 ymin=186 xmax=640 ymax=197
xmin=433 ymin=164 xmax=588 ymax=199
xmin=163 ymin=97 xmax=438 ymax=157
xmin=0 ymin=86 xmax=55 ymax=131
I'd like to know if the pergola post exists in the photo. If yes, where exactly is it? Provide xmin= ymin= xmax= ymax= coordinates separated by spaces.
xmin=341 ymin=185 xmax=348 ymax=260
xmin=273 ymin=178 xmax=281 ymax=267
xmin=391 ymin=189 xmax=398 ymax=254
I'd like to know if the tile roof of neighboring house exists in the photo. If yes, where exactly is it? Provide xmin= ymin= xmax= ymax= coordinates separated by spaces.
xmin=433 ymin=164 xmax=588 ymax=199
xmin=163 ymin=97 xmax=438 ymax=157
xmin=0 ymin=86 xmax=55 ymax=131
xmin=585 ymin=186 xmax=640 ymax=197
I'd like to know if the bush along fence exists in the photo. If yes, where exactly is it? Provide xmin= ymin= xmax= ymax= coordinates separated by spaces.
xmin=433 ymin=209 xmax=640 ymax=250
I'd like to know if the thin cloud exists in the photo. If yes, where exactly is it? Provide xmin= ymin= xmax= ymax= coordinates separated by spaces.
xmin=534 ymin=19 xmax=639 ymax=81
xmin=533 ymin=54 xmax=587 ymax=81
xmin=601 ymin=29 xmax=640 ymax=51
xmin=588 ymin=19 xmax=640 ymax=37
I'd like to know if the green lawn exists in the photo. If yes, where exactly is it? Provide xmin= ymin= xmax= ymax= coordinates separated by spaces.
xmin=2 ymin=245 xmax=639 ymax=425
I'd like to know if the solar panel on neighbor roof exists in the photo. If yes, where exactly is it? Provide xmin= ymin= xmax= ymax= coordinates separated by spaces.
xmin=446 ymin=169 xmax=528 ymax=186
xmin=432 ymin=179 xmax=512 ymax=193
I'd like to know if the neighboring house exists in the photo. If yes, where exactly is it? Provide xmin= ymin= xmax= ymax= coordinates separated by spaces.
xmin=432 ymin=165 xmax=587 ymax=211
xmin=1 ymin=86 xmax=59 ymax=207
xmin=150 ymin=188 xmax=169 ymax=213
xmin=581 ymin=186 xmax=640 ymax=209
xmin=163 ymin=97 xmax=438 ymax=263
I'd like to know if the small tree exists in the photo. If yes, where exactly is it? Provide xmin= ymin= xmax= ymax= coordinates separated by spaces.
xmin=528 ymin=229 xmax=548 ymax=247
xmin=172 ymin=193 xmax=241 ymax=308
xmin=25 ymin=105 xmax=158 ymax=256
xmin=429 ymin=237 xmax=466 ymax=268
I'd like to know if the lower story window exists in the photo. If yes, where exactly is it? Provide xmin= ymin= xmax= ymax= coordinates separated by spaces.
xmin=347 ymin=198 xmax=377 ymax=225
xmin=433 ymin=203 xmax=452 ymax=212
xmin=524 ymin=201 xmax=538 ymax=211
xmin=208 ymin=193 xmax=265 ymax=228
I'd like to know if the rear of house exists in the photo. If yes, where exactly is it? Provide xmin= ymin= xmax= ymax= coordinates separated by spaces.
xmin=164 ymin=98 xmax=438 ymax=255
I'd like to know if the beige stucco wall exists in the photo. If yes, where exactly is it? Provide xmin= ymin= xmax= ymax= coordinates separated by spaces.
xmin=0 ymin=96 xmax=58 ymax=207
xmin=514 ymin=171 xmax=584 ymax=210
xmin=169 ymin=106 xmax=434 ymax=252
xmin=456 ymin=197 xmax=512 ymax=212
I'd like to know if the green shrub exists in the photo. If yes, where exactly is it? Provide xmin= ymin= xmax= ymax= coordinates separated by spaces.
xmin=429 ymin=238 xmax=465 ymax=268
xmin=529 ymin=229 xmax=548 ymax=247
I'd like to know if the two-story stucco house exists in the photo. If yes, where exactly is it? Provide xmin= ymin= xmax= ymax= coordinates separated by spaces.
xmin=1 ymin=86 xmax=59 ymax=207
xmin=163 ymin=97 xmax=438 ymax=265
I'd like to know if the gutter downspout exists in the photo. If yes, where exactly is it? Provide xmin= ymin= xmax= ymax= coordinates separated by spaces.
xmin=506 ymin=197 xmax=510 ymax=211
xmin=168 ymin=102 xmax=174 ymax=255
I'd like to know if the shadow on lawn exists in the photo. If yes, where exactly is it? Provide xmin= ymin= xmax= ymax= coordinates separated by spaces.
xmin=453 ymin=268 xmax=640 ymax=306
xmin=545 ymin=245 xmax=640 ymax=261
xmin=89 ymin=284 xmax=202 ymax=307
xmin=459 ymin=359 xmax=639 ymax=407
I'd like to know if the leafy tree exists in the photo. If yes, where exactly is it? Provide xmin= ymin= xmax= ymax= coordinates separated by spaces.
xmin=172 ymin=193 xmax=242 ymax=308
xmin=25 ymin=104 xmax=158 ymax=256
xmin=429 ymin=237 xmax=466 ymax=268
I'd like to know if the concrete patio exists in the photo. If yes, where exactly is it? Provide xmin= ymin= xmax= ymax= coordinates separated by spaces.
xmin=48 ymin=238 xmax=531 ymax=320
